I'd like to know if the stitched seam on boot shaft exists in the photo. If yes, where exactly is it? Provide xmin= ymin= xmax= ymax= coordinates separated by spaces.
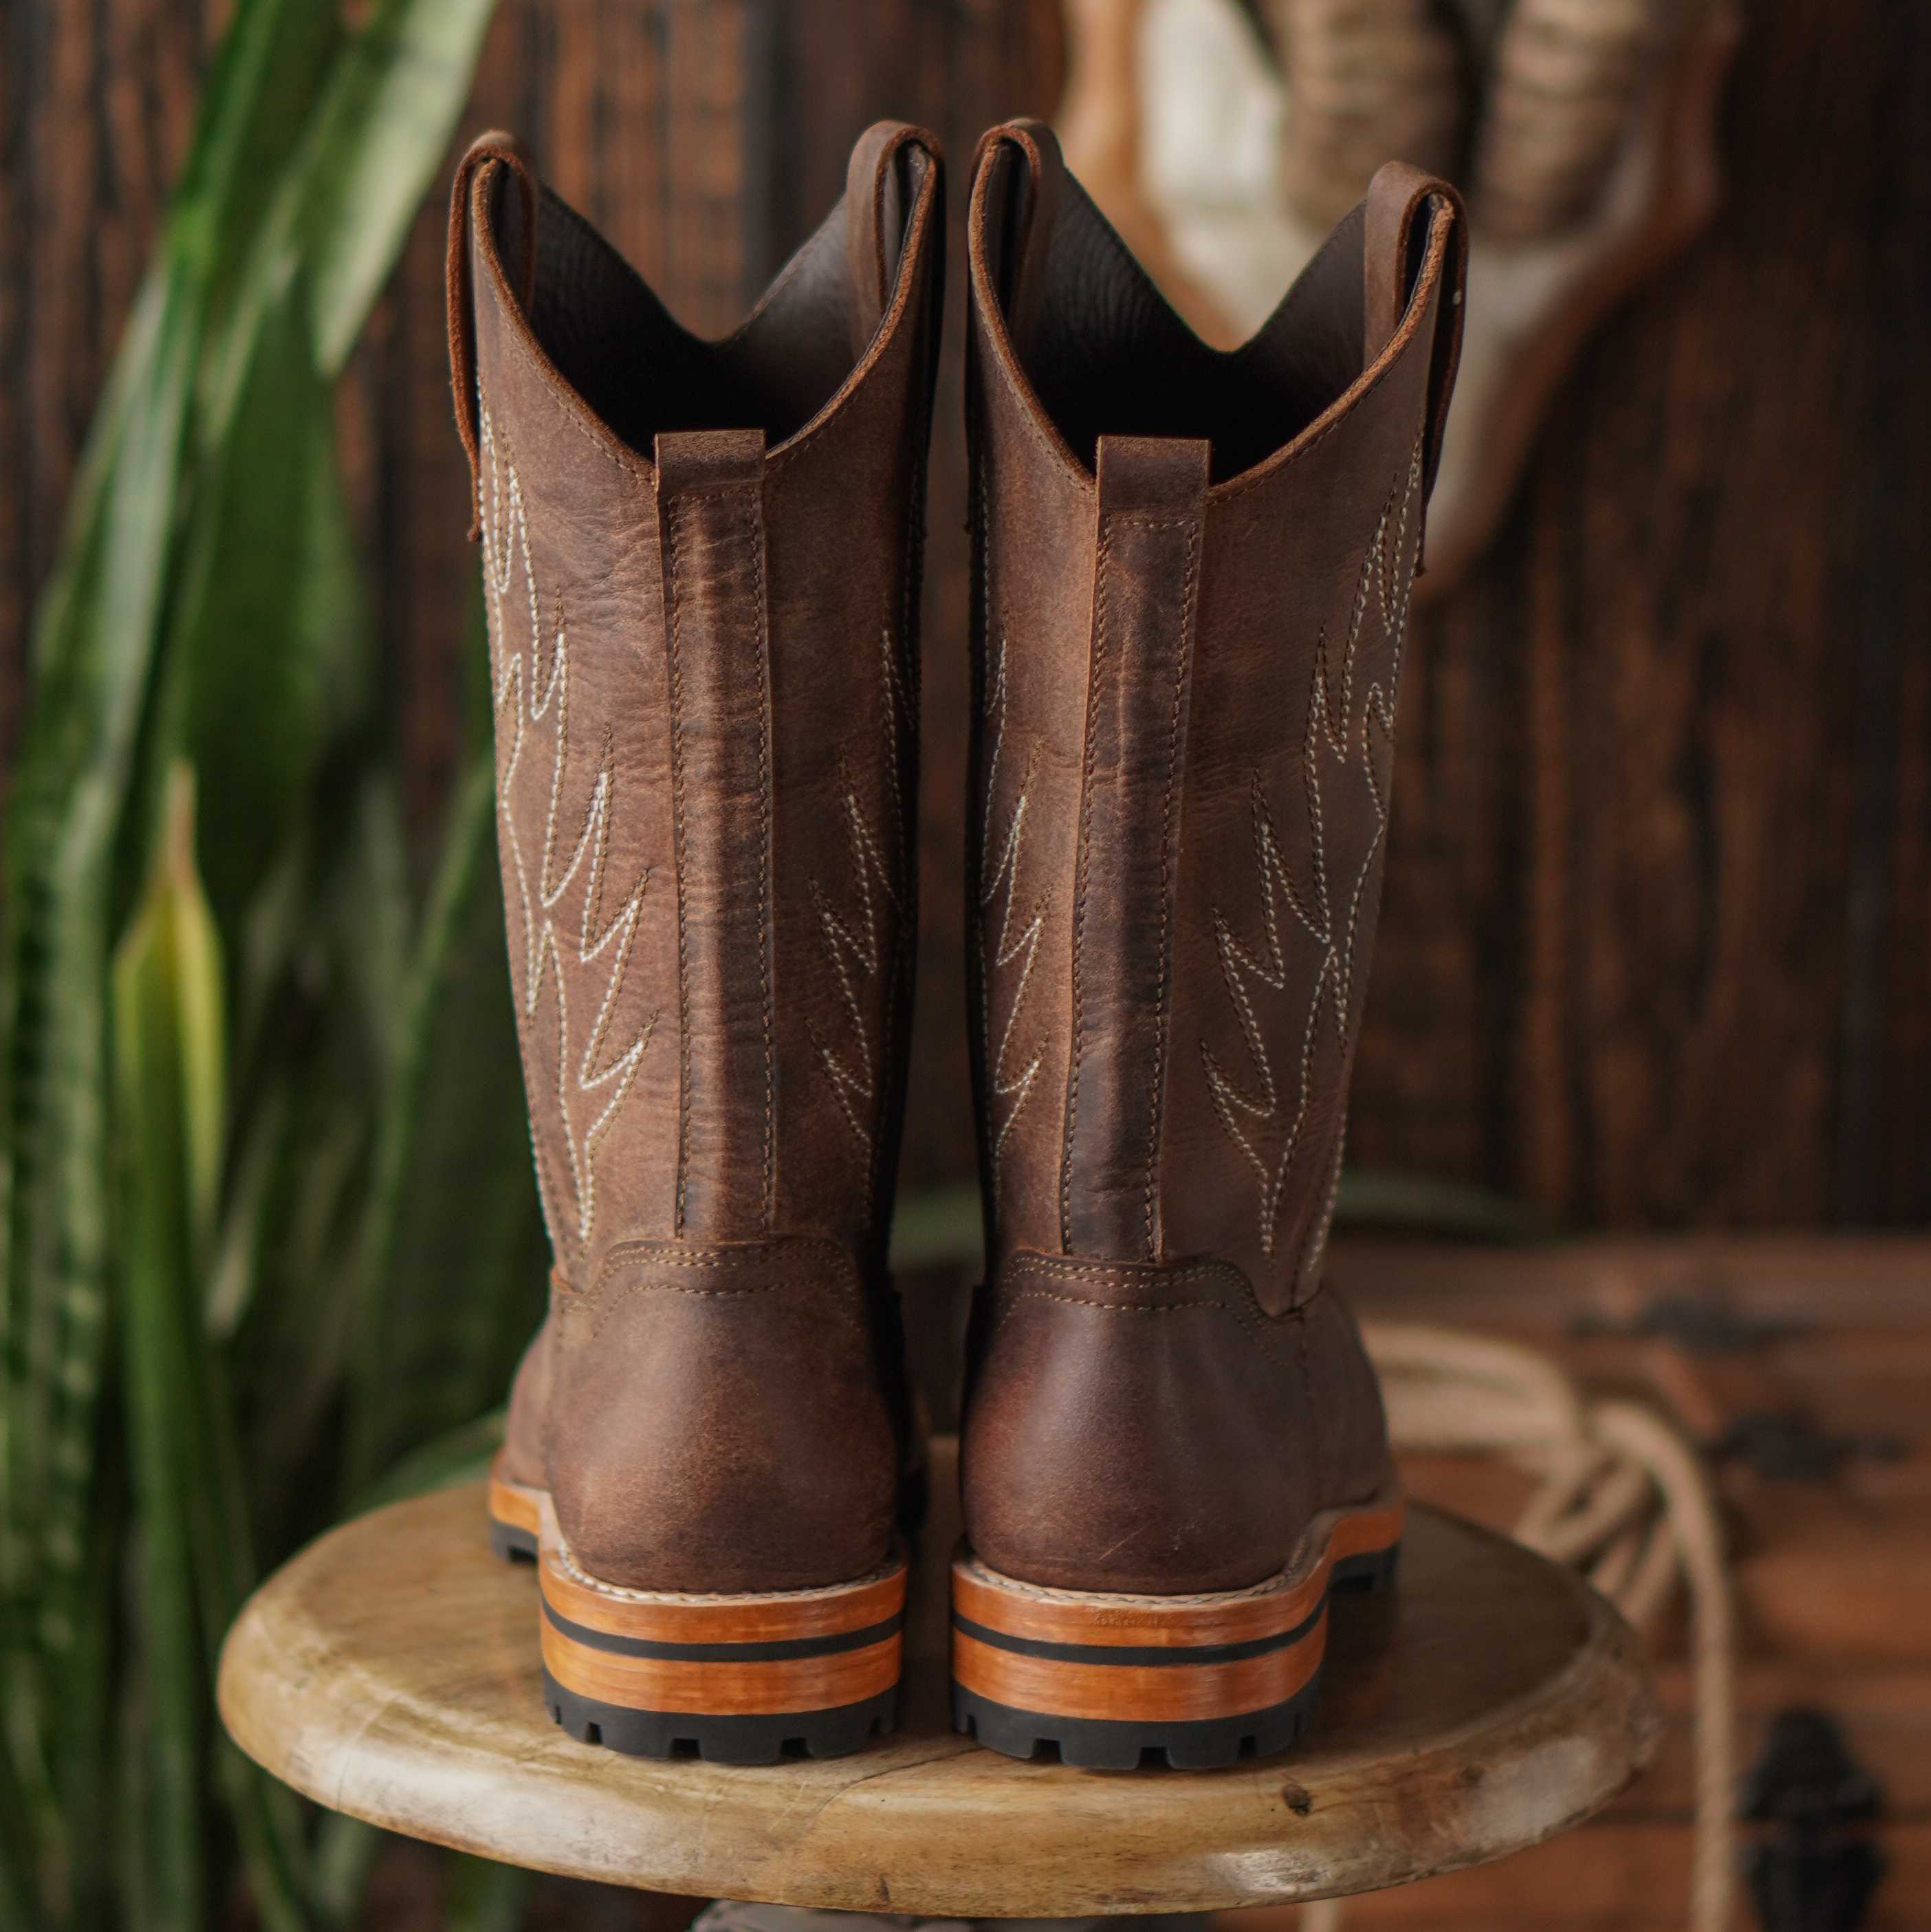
xmin=1060 ymin=516 xmax=1111 ymax=1252
xmin=988 ymin=1288 xmax=1294 ymax=1370
xmin=477 ymin=397 xmax=655 ymax=1266
xmin=998 ymin=1252 xmax=1338 ymax=1336
xmin=748 ymin=488 xmax=776 ymax=1231
xmin=1146 ymin=514 xmax=1200 ymax=1263
xmin=590 ymin=1235 xmax=848 ymax=1287
xmin=662 ymin=481 xmax=777 ymax=1239
xmin=583 ymin=1249 xmax=867 ymax=1343
xmin=1060 ymin=505 xmax=1200 ymax=1263
xmin=666 ymin=496 xmax=695 ymax=1235
xmin=991 ymin=1252 xmax=1324 ymax=1367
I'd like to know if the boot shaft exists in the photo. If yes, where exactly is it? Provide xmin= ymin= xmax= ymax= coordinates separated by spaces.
xmin=450 ymin=127 xmax=943 ymax=1294
xmin=966 ymin=122 xmax=1465 ymax=1315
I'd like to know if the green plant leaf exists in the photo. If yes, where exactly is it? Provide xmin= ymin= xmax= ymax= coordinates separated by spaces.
xmin=149 ymin=283 xmax=366 ymax=930
xmin=295 ymin=0 xmax=502 ymax=376
xmin=352 ymin=1407 xmax=504 ymax=1517
xmin=112 ymin=773 xmax=310 ymax=1932
xmin=113 ymin=768 xmax=228 ymax=1932
xmin=444 ymin=1852 xmax=532 ymax=1932
xmin=1 ymin=261 xmax=203 ymax=1773
xmin=343 ymin=751 xmax=545 ymax=1495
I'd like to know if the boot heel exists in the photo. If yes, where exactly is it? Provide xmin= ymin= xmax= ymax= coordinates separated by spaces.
xmin=951 ymin=1493 xmax=1403 ymax=1770
xmin=486 ymin=1453 xmax=543 ymax=1563
xmin=536 ymin=1523 xmax=907 ymax=1764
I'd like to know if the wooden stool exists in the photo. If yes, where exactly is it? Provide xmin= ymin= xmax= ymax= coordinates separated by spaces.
xmin=219 ymin=1442 xmax=1655 ymax=1917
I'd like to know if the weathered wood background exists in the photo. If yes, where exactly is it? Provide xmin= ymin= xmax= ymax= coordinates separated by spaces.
xmin=3 ymin=0 xmax=1926 ymax=1228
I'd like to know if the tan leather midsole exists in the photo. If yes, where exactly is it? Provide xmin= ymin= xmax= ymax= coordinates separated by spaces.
xmin=486 ymin=1453 xmax=543 ymax=1539
xmin=951 ymin=1490 xmax=1402 ymax=1723
xmin=534 ymin=1495 xmax=907 ymax=1717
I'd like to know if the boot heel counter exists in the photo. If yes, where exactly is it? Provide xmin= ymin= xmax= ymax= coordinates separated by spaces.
xmin=961 ymin=1254 xmax=1318 ymax=1594
xmin=547 ymin=1239 xmax=897 ymax=1594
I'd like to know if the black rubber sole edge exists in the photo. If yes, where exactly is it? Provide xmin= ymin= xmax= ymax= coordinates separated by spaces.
xmin=953 ymin=1668 xmax=1324 ymax=1770
xmin=488 ymin=1518 xmax=537 ymax=1564
xmin=542 ymin=1667 xmax=898 ymax=1764
xmin=952 ymin=1537 xmax=1399 ymax=1770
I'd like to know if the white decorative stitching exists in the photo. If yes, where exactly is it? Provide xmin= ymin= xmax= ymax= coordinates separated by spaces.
xmin=1202 ymin=440 xmax=1424 ymax=1272
xmin=806 ymin=627 xmax=905 ymax=1150
xmin=479 ymin=408 xmax=658 ymax=1257
xmin=979 ymin=631 xmax=1048 ymax=1204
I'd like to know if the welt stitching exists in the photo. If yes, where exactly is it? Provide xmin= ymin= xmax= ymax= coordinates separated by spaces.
xmin=1060 ymin=519 xmax=1111 ymax=1249
xmin=1145 ymin=516 xmax=1199 ymax=1260
xmin=745 ymin=486 xmax=776 ymax=1233
xmin=665 ymin=496 xmax=695 ymax=1235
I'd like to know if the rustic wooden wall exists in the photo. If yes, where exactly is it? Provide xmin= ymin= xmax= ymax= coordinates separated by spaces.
xmin=2 ymin=0 xmax=1926 ymax=1228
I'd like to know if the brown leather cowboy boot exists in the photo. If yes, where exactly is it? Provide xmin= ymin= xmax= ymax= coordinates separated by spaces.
xmin=954 ymin=122 xmax=1465 ymax=1768
xmin=446 ymin=122 xmax=943 ymax=1761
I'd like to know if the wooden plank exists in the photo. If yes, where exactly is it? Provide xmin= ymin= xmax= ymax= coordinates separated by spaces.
xmin=1223 ymin=1821 xmax=1931 ymax=1926
xmin=3 ymin=0 xmax=1927 ymax=1224
xmin=219 ymin=1478 xmax=1657 ymax=1914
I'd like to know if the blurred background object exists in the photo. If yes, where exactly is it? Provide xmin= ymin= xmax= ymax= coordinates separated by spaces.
xmin=1058 ymin=0 xmax=1743 ymax=590
xmin=9 ymin=0 xmax=1923 ymax=1245
xmin=1 ymin=1 xmax=1927 ymax=1929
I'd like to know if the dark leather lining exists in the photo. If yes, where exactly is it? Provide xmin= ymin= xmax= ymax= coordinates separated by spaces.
xmin=485 ymin=149 xmax=933 ymax=458
xmin=983 ymin=143 xmax=1374 ymax=483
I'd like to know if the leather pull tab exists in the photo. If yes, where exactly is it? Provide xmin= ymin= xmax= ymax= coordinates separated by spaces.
xmin=1063 ymin=434 xmax=1211 ymax=1261
xmin=1362 ymin=161 xmax=1468 ymax=517
xmin=972 ymin=118 xmax=1066 ymax=358
xmin=844 ymin=122 xmax=937 ymax=358
xmin=654 ymin=428 xmax=777 ymax=1239
xmin=447 ymin=130 xmax=538 ymax=539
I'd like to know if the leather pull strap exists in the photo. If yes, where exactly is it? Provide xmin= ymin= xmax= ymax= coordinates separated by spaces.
xmin=656 ymin=429 xmax=776 ymax=1239
xmin=447 ymin=130 xmax=538 ymax=539
xmin=844 ymin=121 xmax=937 ymax=358
xmin=1362 ymin=161 xmax=1468 ymax=519
xmin=972 ymin=118 xmax=1065 ymax=361
xmin=1061 ymin=435 xmax=1211 ymax=1262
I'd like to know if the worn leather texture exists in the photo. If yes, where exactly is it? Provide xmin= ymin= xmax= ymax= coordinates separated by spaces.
xmin=961 ymin=121 xmax=1466 ymax=1594
xmin=450 ymin=123 xmax=943 ymax=1592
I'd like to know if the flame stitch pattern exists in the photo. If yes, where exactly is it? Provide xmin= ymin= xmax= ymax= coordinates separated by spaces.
xmin=1203 ymin=442 xmax=1424 ymax=1270
xmin=479 ymin=409 xmax=657 ymax=1256
xmin=978 ymin=632 xmax=1048 ymax=1202
xmin=807 ymin=627 xmax=908 ymax=1151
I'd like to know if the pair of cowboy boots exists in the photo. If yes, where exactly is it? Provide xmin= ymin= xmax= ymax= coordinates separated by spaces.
xmin=448 ymin=117 xmax=1465 ymax=1770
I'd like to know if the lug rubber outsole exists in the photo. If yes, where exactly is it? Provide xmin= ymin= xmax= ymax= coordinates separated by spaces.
xmin=952 ymin=1671 xmax=1322 ymax=1770
xmin=486 ymin=1454 xmax=543 ymax=1563
xmin=543 ymin=1668 xmax=897 ymax=1764
xmin=488 ymin=1453 xmax=910 ymax=1761
xmin=951 ymin=1494 xmax=1402 ymax=1769
xmin=489 ymin=1517 xmax=537 ymax=1563
xmin=536 ymin=1519 xmax=908 ymax=1764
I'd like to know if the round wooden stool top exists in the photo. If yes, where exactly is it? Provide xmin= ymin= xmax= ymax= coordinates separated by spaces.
xmin=218 ymin=1444 xmax=1656 ymax=1917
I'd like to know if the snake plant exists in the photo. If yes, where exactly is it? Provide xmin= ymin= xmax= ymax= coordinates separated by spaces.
xmin=0 ymin=1 xmax=543 ymax=1925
